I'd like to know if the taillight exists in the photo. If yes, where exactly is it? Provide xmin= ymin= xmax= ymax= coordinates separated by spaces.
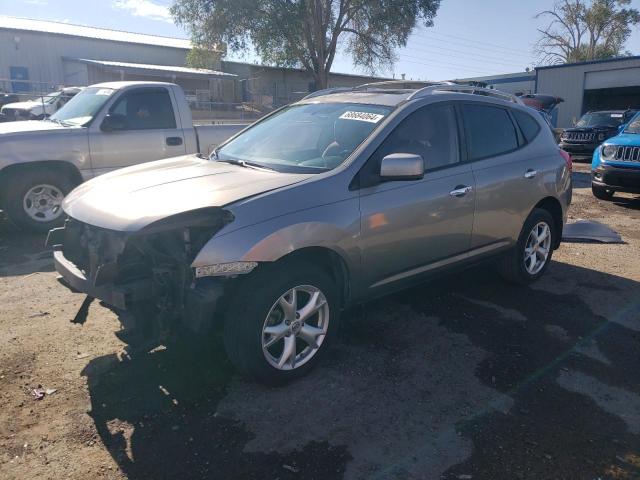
xmin=559 ymin=149 xmax=572 ymax=171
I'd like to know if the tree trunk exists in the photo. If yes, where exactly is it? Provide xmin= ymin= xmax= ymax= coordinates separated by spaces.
xmin=314 ymin=68 xmax=329 ymax=90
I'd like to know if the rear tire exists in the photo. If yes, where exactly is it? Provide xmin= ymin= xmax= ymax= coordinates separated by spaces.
xmin=1 ymin=168 xmax=75 ymax=233
xmin=499 ymin=208 xmax=556 ymax=285
xmin=223 ymin=260 xmax=340 ymax=385
xmin=592 ymin=184 xmax=615 ymax=201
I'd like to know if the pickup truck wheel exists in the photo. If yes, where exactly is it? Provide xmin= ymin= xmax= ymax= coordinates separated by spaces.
xmin=2 ymin=169 xmax=75 ymax=232
xmin=223 ymin=261 xmax=339 ymax=385
xmin=592 ymin=184 xmax=615 ymax=201
xmin=499 ymin=208 xmax=556 ymax=285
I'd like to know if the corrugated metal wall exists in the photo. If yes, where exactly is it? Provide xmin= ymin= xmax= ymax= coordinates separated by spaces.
xmin=537 ymin=58 xmax=640 ymax=127
xmin=0 ymin=29 xmax=190 ymax=91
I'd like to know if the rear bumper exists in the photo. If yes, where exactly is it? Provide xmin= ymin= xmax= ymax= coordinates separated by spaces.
xmin=53 ymin=249 xmax=152 ymax=310
xmin=592 ymin=164 xmax=640 ymax=194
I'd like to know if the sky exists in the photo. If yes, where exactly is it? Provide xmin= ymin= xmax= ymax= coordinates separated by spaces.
xmin=2 ymin=0 xmax=640 ymax=80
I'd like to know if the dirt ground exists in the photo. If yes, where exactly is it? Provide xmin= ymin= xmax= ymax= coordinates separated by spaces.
xmin=1 ymin=163 xmax=639 ymax=480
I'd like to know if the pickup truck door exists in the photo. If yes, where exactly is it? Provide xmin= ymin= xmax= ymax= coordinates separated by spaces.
xmin=358 ymin=103 xmax=476 ymax=292
xmin=88 ymin=87 xmax=187 ymax=176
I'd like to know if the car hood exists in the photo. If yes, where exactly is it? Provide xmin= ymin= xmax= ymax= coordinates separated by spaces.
xmin=63 ymin=155 xmax=312 ymax=232
xmin=1 ymin=101 xmax=43 ymax=111
xmin=564 ymin=125 xmax=618 ymax=133
xmin=602 ymin=133 xmax=640 ymax=147
xmin=0 ymin=120 xmax=69 ymax=135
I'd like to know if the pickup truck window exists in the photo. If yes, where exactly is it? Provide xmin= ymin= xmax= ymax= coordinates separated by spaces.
xmin=50 ymin=87 xmax=115 ymax=126
xmin=216 ymin=103 xmax=392 ymax=173
xmin=108 ymin=88 xmax=177 ymax=131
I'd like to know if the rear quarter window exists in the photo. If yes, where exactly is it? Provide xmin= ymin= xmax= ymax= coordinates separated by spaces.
xmin=513 ymin=109 xmax=541 ymax=143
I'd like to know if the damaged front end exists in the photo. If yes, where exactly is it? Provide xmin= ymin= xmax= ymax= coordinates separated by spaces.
xmin=47 ymin=207 xmax=236 ymax=343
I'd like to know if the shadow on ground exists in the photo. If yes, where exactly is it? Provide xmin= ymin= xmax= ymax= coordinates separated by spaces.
xmin=82 ymin=261 xmax=640 ymax=480
xmin=0 ymin=218 xmax=52 ymax=276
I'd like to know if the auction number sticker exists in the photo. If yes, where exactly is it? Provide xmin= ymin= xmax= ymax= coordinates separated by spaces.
xmin=611 ymin=113 xmax=623 ymax=118
xmin=340 ymin=111 xmax=385 ymax=123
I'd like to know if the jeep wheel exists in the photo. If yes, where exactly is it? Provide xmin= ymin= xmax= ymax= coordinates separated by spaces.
xmin=499 ymin=208 xmax=556 ymax=285
xmin=592 ymin=184 xmax=615 ymax=201
xmin=223 ymin=260 xmax=339 ymax=385
xmin=1 ymin=169 xmax=75 ymax=232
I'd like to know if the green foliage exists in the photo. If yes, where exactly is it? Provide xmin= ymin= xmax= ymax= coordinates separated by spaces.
xmin=185 ymin=47 xmax=220 ymax=69
xmin=171 ymin=0 xmax=441 ymax=89
xmin=536 ymin=0 xmax=640 ymax=64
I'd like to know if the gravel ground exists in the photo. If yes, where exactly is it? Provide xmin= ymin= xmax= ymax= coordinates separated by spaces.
xmin=1 ymin=163 xmax=639 ymax=480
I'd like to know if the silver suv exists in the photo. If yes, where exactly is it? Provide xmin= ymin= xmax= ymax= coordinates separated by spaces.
xmin=48 ymin=82 xmax=573 ymax=384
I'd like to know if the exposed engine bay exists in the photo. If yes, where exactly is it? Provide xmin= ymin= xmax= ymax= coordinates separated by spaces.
xmin=47 ymin=207 xmax=235 ymax=345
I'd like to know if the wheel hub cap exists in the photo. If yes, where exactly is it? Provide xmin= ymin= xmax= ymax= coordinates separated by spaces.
xmin=261 ymin=285 xmax=330 ymax=371
xmin=23 ymin=184 xmax=64 ymax=222
xmin=524 ymin=221 xmax=552 ymax=275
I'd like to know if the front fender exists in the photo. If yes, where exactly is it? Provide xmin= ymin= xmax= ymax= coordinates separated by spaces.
xmin=191 ymin=199 xmax=361 ymax=278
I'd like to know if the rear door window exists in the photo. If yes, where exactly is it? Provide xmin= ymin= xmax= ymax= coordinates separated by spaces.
xmin=461 ymin=104 xmax=519 ymax=160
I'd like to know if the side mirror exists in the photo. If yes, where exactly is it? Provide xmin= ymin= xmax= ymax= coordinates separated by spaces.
xmin=380 ymin=153 xmax=424 ymax=181
xmin=100 ymin=113 xmax=127 ymax=132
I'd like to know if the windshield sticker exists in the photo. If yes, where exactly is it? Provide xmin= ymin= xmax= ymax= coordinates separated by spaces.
xmin=339 ymin=111 xmax=385 ymax=123
xmin=96 ymin=89 xmax=114 ymax=96
xmin=611 ymin=113 xmax=623 ymax=118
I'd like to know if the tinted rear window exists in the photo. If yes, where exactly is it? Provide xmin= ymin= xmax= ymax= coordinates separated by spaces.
xmin=461 ymin=104 xmax=519 ymax=160
xmin=513 ymin=109 xmax=541 ymax=143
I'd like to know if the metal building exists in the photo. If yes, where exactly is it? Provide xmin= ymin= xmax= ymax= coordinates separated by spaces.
xmin=535 ymin=56 xmax=640 ymax=128
xmin=0 ymin=16 xmax=234 ymax=96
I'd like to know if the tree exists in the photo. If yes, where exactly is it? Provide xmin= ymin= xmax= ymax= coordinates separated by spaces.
xmin=171 ymin=0 xmax=441 ymax=90
xmin=535 ymin=0 xmax=640 ymax=64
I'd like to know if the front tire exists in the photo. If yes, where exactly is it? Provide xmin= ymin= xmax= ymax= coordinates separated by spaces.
xmin=499 ymin=208 xmax=556 ymax=285
xmin=223 ymin=260 xmax=340 ymax=385
xmin=592 ymin=184 xmax=615 ymax=201
xmin=1 ymin=168 xmax=75 ymax=232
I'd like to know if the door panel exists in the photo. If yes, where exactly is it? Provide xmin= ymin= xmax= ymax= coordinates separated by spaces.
xmin=357 ymin=103 xmax=475 ymax=291
xmin=360 ymin=165 xmax=476 ymax=289
xmin=88 ymin=87 xmax=186 ymax=173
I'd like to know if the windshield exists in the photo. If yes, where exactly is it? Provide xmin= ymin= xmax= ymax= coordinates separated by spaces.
xmin=50 ymin=87 xmax=115 ymax=126
xmin=576 ymin=112 xmax=625 ymax=128
xmin=624 ymin=113 xmax=640 ymax=134
xmin=39 ymin=92 xmax=61 ymax=104
xmin=215 ymin=103 xmax=392 ymax=173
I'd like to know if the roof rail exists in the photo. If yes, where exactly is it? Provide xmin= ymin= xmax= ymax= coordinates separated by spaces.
xmin=354 ymin=80 xmax=455 ymax=91
xmin=302 ymin=80 xmax=456 ymax=100
xmin=408 ymin=84 xmax=524 ymax=104
xmin=302 ymin=87 xmax=357 ymax=100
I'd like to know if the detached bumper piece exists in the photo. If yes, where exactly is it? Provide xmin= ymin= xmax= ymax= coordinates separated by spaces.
xmin=592 ymin=165 xmax=640 ymax=194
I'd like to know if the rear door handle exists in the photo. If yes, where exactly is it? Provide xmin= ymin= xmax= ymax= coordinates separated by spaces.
xmin=524 ymin=169 xmax=537 ymax=179
xmin=449 ymin=185 xmax=473 ymax=197
xmin=166 ymin=136 xmax=183 ymax=146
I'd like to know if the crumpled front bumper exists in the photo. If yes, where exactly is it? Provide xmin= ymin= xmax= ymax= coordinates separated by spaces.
xmin=53 ymin=249 xmax=151 ymax=310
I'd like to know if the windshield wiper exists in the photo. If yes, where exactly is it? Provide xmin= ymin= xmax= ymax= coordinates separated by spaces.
xmin=217 ymin=158 xmax=276 ymax=171
xmin=48 ymin=118 xmax=73 ymax=127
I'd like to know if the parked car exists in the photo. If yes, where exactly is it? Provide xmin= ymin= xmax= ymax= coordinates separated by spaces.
xmin=48 ymin=82 xmax=573 ymax=384
xmin=0 ymin=87 xmax=83 ymax=121
xmin=591 ymin=111 xmax=640 ymax=200
xmin=517 ymin=94 xmax=564 ymax=142
xmin=0 ymin=92 xmax=20 ymax=123
xmin=0 ymin=81 xmax=245 ymax=231
xmin=559 ymin=109 xmax=638 ymax=161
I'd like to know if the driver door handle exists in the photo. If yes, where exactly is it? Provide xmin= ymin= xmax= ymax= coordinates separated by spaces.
xmin=166 ymin=136 xmax=183 ymax=146
xmin=449 ymin=185 xmax=473 ymax=197
xmin=524 ymin=169 xmax=537 ymax=179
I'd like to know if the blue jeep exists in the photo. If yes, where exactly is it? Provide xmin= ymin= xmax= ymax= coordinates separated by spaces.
xmin=592 ymin=112 xmax=640 ymax=200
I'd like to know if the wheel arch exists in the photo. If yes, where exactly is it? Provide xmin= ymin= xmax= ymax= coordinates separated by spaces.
xmin=0 ymin=160 xmax=83 ymax=206
xmin=532 ymin=196 xmax=563 ymax=249
xmin=271 ymin=246 xmax=352 ymax=307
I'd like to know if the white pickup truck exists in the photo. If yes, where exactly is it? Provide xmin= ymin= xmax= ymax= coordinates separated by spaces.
xmin=0 ymin=81 xmax=246 ymax=231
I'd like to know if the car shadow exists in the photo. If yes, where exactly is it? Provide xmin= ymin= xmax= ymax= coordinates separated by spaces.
xmin=82 ymin=260 xmax=640 ymax=480
xmin=0 ymin=217 xmax=53 ymax=277
xmin=612 ymin=195 xmax=640 ymax=211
